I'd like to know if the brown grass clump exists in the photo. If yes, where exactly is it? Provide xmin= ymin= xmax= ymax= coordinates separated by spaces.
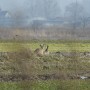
xmin=6 ymin=47 xmax=38 ymax=80
xmin=8 ymin=47 xmax=33 ymax=60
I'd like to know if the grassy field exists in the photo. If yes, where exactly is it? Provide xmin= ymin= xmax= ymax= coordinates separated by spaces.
xmin=0 ymin=40 xmax=90 ymax=90
xmin=0 ymin=40 xmax=90 ymax=52
xmin=0 ymin=80 xmax=90 ymax=90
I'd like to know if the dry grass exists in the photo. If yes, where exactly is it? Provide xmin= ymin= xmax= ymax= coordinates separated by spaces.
xmin=0 ymin=41 xmax=90 ymax=81
xmin=1 ymin=26 xmax=90 ymax=40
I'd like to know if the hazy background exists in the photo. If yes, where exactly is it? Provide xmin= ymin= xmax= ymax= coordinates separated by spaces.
xmin=0 ymin=0 xmax=84 ymax=16
xmin=0 ymin=0 xmax=90 ymax=40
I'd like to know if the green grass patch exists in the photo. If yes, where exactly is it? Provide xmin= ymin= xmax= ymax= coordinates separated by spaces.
xmin=0 ymin=41 xmax=90 ymax=52
xmin=0 ymin=80 xmax=90 ymax=90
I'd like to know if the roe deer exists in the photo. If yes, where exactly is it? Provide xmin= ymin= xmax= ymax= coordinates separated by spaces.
xmin=44 ymin=45 xmax=49 ymax=55
xmin=34 ymin=44 xmax=45 ymax=56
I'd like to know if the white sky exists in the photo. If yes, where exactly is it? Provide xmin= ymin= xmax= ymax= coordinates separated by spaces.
xmin=0 ymin=0 xmax=83 ymax=14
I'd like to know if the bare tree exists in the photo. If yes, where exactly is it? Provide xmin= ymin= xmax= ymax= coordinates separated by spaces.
xmin=25 ymin=0 xmax=61 ymax=32
xmin=25 ymin=0 xmax=61 ymax=19
xmin=82 ymin=0 xmax=90 ymax=16
xmin=43 ymin=0 xmax=60 ymax=18
xmin=81 ymin=16 xmax=90 ymax=31
xmin=65 ymin=1 xmax=84 ymax=30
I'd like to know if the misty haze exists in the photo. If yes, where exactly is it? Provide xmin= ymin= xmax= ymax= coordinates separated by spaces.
xmin=0 ymin=0 xmax=90 ymax=40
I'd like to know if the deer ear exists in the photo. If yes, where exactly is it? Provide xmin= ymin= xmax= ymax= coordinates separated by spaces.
xmin=47 ymin=45 xmax=49 ymax=48
xmin=40 ymin=44 xmax=42 ymax=47
xmin=40 ymin=44 xmax=43 ymax=48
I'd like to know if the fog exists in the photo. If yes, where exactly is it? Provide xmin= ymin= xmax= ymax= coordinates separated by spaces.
xmin=0 ymin=0 xmax=90 ymax=28
xmin=0 ymin=0 xmax=88 ymax=17
xmin=0 ymin=0 xmax=90 ymax=40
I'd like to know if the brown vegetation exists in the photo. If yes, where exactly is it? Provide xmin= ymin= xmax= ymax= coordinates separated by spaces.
xmin=0 ymin=26 xmax=90 ymax=40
